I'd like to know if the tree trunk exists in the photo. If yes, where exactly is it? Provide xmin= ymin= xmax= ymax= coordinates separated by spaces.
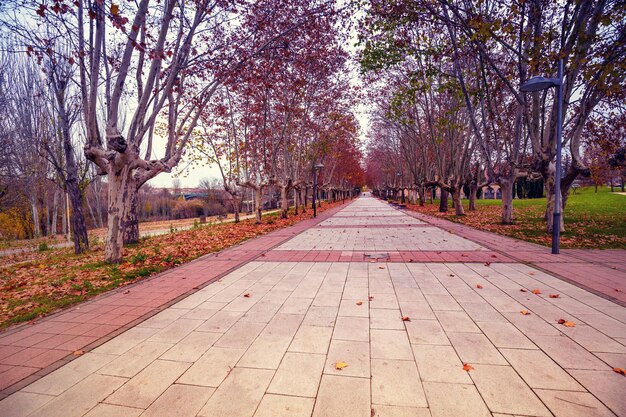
xmin=500 ymin=180 xmax=514 ymax=225
xmin=439 ymin=188 xmax=448 ymax=212
xmin=66 ymin=177 xmax=89 ymax=253
xmin=301 ymin=187 xmax=307 ymax=213
xmin=452 ymin=188 xmax=465 ymax=216
xmin=469 ymin=182 xmax=477 ymax=211
xmin=51 ymin=188 xmax=58 ymax=235
xmin=280 ymin=185 xmax=289 ymax=219
xmin=105 ymin=167 xmax=133 ymax=263
xmin=294 ymin=188 xmax=299 ymax=215
xmin=31 ymin=199 xmax=41 ymax=238
xmin=254 ymin=187 xmax=263 ymax=223
xmin=123 ymin=186 xmax=139 ymax=245
xmin=232 ymin=196 xmax=241 ymax=223
xmin=419 ymin=185 xmax=426 ymax=206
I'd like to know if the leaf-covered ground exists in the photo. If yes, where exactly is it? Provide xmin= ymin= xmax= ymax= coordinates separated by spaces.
xmin=0 ymin=203 xmax=341 ymax=329
xmin=406 ymin=186 xmax=626 ymax=250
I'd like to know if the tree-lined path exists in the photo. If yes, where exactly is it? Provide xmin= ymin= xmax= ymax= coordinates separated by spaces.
xmin=1 ymin=194 xmax=625 ymax=417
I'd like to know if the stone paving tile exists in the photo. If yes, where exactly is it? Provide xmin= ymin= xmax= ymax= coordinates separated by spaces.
xmin=534 ymin=389 xmax=617 ymax=417
xmin=267 ymin=351 xmax=325 ymax=397
xmin=254 ymin=394 xmax=315 ymax=417
xmin=140 ymin=384 xmax=215 ymax=417
xmin=470 ymin=364 xmax=551 ymax=416
xmin=289 ymin=325 xmax=333 ymax=354
xmin=569 ymin=369 xmax=626 ymax=416
xmin=313 ymin=375 xmax=371 ymax=417
xmin=159 ymin=331 xmax=220 ymax=362
xmin=333 ymin=316 xmax=370 ymax=342
xmin=22 ymin=352 xmax=116 ymax=396
xmin=83 ymin=404 xmax=143 ymax=417
xmin=29 ymin=373 xmax=127 ymax=417
xmin=412 ymin=344 xmax=472 ymax=384
xmin=371 ymin=405 xmax=432 ymax=417
xmin=422 ymin=381 xmax=491 ymax=417
xmin=371 ymin=329 xmax=413 ymax=360
xmin=197 ymin=367 xmax=274 ymax=417
xmin=324 ymin=339 xmax=370 ymax=378
xmin=500 ymin=348 xmax=585 ymax=391
xmin=371 ymin=359 xmax=427 ymax=407
xmin=176 ymin=347 xmax=245 ymax=387
xmin=476 ymin=321 xmax=537 ymax=349
xmin=446 ymin=332 xmax=507 ymax=365
xmin=104 ymin=359 xmax=190 ymax=408
xmin=97 ymin=341 xmax=173 ymax=378
xmin=0 ymin=391 xmax=53 ymax=417
xmin=405 ymin=319 xmax=450 ymax=345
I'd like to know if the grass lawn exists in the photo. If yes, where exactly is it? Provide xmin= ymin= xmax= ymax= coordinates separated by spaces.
xmin=407 ymin=186 xmax=626 ymax=249
xmin=0 ymin=202 xmax=341 ymax=329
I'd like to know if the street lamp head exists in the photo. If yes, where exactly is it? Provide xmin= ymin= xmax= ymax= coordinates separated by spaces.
xmin=314 ymin=163 xmax=324 ymax=170
xmin=520 ymin=76 xmax=561 ymax=92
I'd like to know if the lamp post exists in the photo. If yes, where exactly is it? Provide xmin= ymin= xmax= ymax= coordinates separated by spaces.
xmin=312 ymin=162 xmax=324 ymax=218
xmin=520 ymin=58 xmax=564 ymax=254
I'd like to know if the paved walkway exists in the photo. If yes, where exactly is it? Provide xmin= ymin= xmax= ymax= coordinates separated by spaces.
xmin=1 ymin=194 xmax=625 ymax=417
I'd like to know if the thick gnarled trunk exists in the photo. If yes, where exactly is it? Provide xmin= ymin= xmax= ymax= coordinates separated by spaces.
xmin=105 ymin=167 xmax=133 ymax=263
xmin=452 ymin=188 xmax=465 ymax=216
xmin=123 ymin=186 xmax=139 ymax=245
xmin=438 ymin=187 xmax=448 ymax=212
xmin=500 ymin=179 xmax=514 ymax=225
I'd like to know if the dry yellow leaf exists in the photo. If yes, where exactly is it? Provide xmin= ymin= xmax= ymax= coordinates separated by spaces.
xmin=335 ymin=361 xmax=348 ymax=370
xmin=520 ymin=310 xmax=531 ymax=315
xmin=356 ymin=301 xmax=363 ymax=306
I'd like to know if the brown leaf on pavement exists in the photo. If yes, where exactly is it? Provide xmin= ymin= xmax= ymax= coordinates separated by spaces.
xmin=520 ymin=310 xmax=531 ymax=315
xmin=73 ymin=350 xmax=85 ymax=356
xmin=123 ymin=290 xmax=130 ymax=294
xmin=484 ymin=262 xmax=491 ymax=266
xmin=558 ymin=319 xmax=575 ymax=327
xmin=402 ymin=316 xmax=411 ymax=321
xmin=520 ymin=289 xmax=527 ymax=292
xmin=463 ymin=363 xmax=474 ymax=372
xmin=613 ymin=368 xmax=626 ymax=376
xmin=549 ymin=294 xmax=560 ymax=298
xmin=531 ymin=289 xmax=541 ymax=294
xmin=243 ymin=293 xmax=251 ymax=298
xmin=378 ymin=266 xmax=385 ymax=269
xmin=335 ymin=361 xmax=348 ymax=370
xmin=476 ymin=284 xmax=483 ymax=289
xmin=368 ymin=296 xmax=374 ymax=301
xmin=356 ymin=301 xmax=363 ymax=306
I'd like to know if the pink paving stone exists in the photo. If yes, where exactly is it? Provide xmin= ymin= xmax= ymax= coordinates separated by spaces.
xmin=1 ymin=348 xmax=49 ymax=366
xmin=12 ymin=333 xmax=55 ymax=348
xmin=33 ymin=333 xmax=77 ymax=349
xmin=62 ymin=323 xmax=100 ymax=337
xmin=0 ymin=365 xmax=40 ymax=390
xmin=24 ymin=349 xmax=70 ymax=368
xmin=0 ymin=346 xmax=24 ymax=361
xmin=53 ymin=335 xmax=99 ymax=352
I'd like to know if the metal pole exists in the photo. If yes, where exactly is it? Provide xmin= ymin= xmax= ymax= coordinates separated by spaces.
xmin=312 ymin=164 xmax=317 ymax=218
xmin=552 ymin=58 xmax=564 ymax=255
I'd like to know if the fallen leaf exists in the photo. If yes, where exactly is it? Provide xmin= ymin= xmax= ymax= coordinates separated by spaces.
xmin=558 ymin=319 xmax=566 ymax=324
xmin=613 ymin=367 xmax=626 ymax=376
xmin=243 ymin=293 xmax=251 ymax=298
xmin=73 ymin=350 xmax=85 ymax=356
xmin=531 ymin=289 xmax=541 ymax=294
xmin=484 ymin=261 xmax=491 ymax=266
xmin=557 ymin=319 xmax=575 ymax=327
xmin=491 ymin=254 xmax=497 ymax=258
xmin=449 ymin=274 xmax=455 ymax=277
xmin=335 ymin=361 xmax=348 ymax=370
xmin=369 ymin=260 xmax=376 ymax=263
xmin=549 ymin=294 xmax=560 ymax=298
xmin=476 ymin=284 xmax=483 ymax=289
xmin=520 ymin=310 xmax=531 ymax=315
xmin=378 ymin=266 xmax=385 ymax=269
xmin=463 ymin=363 xmax=474 ymax=372
xmin=123 ymin=290 xmax=130 ymax=294
xmin=368 ymin=296 xmax=374 ymax=301
xmin=529 ymin=272 xmax=535 ymax=276
xmin=356 ymin=301 xmax=363 ymax=306
xmin=402 ymin=316 xmax=411 ymax=321
xmin=520 ymin=289 xmax=527 ymax=292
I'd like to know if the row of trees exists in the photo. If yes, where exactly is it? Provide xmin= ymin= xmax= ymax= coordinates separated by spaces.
xmin=358 ymin=0 xmax=625 ymax=229
xmin=0 ymin=0 xmax=365 ymax=262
